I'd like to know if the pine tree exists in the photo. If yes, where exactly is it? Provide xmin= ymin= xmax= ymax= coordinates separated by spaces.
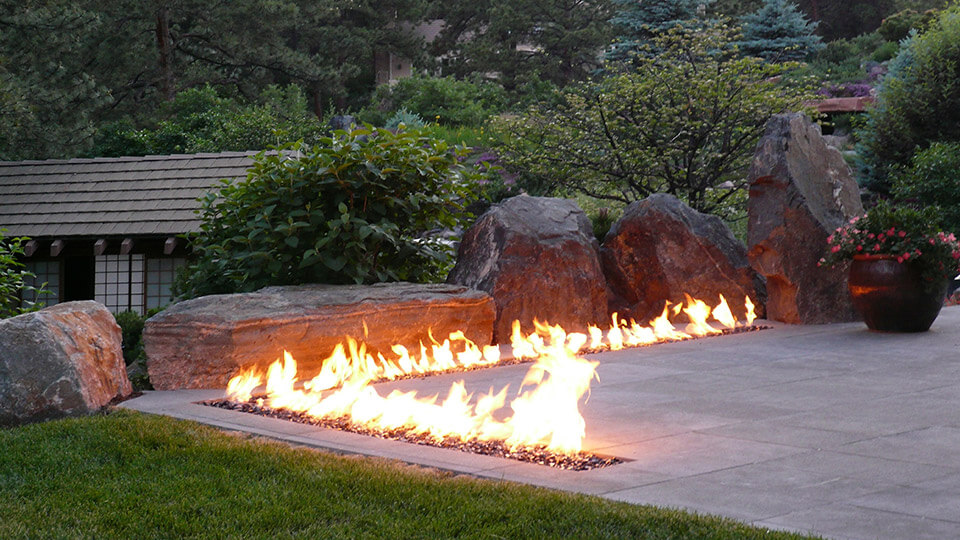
xmin=737 ymin=0 xmax=824 ymax=61
xmin=607 ymin=0 xmax=714 ymax=62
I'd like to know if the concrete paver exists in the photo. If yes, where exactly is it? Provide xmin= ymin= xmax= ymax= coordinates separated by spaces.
xmin=121 ymin=305 xmax=960 ymax=540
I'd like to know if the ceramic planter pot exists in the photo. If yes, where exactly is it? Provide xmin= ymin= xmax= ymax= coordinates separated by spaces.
xmin=848 ymin=254 xmax=948 ymax=332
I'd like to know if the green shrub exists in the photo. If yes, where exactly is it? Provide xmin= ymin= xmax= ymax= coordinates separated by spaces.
xmin=113 ymin=310 xmax=145 ymax=366
xmin=857 ymin=6 xmax=960 ymax=193
xmin=892 ymin=141 xmax=960 ymax=235
xmin=878 ymin=8 xmax=937 ymax=42
xmin=0 ymin=230 xmax=47 ymax=319
xmin=384 ymin=108 xmax=425 ymax=131
xmin=870 ymin=40 xmax=900 ymax=62
xmin=360 ymin=75 xmax=506 ymax=128
xmin=175 ymin=126 xmax=481 ymax=298
xmin=589 ymin=207 xmax=621 ymax=243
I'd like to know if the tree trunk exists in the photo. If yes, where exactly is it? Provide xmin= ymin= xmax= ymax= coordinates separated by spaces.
xmin=155 ymin=6 xmax=175 ymax=101
xmin=311 ymin=83 xmax=325 ymax=119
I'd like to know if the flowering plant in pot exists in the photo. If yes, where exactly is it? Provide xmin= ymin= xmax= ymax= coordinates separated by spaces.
xmin=820 ymin=202 xmax=960 ymax=332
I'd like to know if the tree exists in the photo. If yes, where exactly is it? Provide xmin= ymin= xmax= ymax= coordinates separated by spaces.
xmin=429 ymin=0 xmax=615 ymax=89
xmin=738 ymin=0 xmax=824 ymax=62
xmin=0 ymin=2 xmax=110 ymax=159
xmin=496 ymin=23 xmax=817 ymax=219
xmin=606 ymin=0 xmax=713 ymax=62
xmin=857 ymin=6 xmax=960 ymax=193
xmin=175 ymin=127 xmax=481 ymax=298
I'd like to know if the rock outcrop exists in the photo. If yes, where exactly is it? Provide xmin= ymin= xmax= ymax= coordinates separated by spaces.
xmin=448 ymin=195 xmax=607 ymax=342
xmin=0 ymin=301 xmax=131 ymax=426
xmin=144 ymin=283 xmax=495 ymax=390
xmin=747 ymin=113 xmax=864 ymax=324
xmin=601 ymin=193 xmax=766 ymax=323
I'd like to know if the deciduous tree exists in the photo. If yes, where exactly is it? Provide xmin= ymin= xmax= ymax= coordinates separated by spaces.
xmin=497 ymin=23 xmax=817 ymax=219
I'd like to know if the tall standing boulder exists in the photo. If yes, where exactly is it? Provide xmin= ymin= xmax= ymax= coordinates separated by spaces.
xmin=448 ymin=195 xmax=607 ymax=342
xmin=601 ymin=194 xmax=766 ymax=324
xmin=0 ymin=301 xmax=131 ymax=426
xmin=747 ymin=113 xmax=864 ymax=324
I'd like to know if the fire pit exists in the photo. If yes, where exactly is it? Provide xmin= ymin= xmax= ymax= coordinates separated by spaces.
xmin=206 ymin=295 xmax=760 ymax=469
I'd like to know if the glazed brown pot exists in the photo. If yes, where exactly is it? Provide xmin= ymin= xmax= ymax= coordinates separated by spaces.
xmin=848 ymin=254 xmax=948 ymax=332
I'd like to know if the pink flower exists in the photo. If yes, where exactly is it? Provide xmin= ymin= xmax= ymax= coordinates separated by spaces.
xmin=903 ymin=252 xmax=911 ymax=260
xmin=831 ymin=245 xmax=841 ymax=253
xmin=930 ymin=238 xmax=937 ymax=245
xmin=868 ymin=233 xmax=875 ymax=239
xmin=878 ymin=233 xmax=885 ymax=241
xmin=897 ymin=256 xmax=904 ymax=263
xmin=898 ymin=231 xmax=906 ymax=238
xmin=827 ymin=234 xmax=835 ymax=244
xmin=874 ymin=244 xmax=881 ymax=251
xmin=887 ymin=227 xmax=896 ymax=236
xmin=856 ymin=245 xmax=863 ymax=251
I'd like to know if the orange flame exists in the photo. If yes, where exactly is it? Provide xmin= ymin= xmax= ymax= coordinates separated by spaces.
xmin=225 ymin=295 xmax=758 ymax=454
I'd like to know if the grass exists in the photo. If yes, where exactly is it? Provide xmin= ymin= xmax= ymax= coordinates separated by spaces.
xmin=0 ymin=410 xmax=819 ymax=539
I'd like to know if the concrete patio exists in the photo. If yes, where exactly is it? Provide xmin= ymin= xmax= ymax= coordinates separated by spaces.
xmin=121 ymin=305 xmax=960 ymax=540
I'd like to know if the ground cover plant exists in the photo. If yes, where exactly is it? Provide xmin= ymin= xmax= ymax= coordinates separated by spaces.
xmin=0 ymin=410 xmax=820 ymax=539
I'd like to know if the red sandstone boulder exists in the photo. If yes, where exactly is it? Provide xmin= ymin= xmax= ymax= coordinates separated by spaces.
xmin=601 ymin=193 xmax=766 ymax=323
xmin=0 ymin=301 xmax=131 ymax=426
xmin=144 ymin=283 xmax=495 ymax=390
xmin=747 ymin=113 xmax=864 ymax=324
xmin=447 ymin=194 xmax=607 ymax=341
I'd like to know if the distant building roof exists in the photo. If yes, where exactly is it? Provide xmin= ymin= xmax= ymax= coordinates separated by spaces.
xmin=0 ymin=152 xmax=256 ymax=239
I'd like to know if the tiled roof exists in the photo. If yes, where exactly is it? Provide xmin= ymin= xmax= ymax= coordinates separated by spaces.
xmin=0 ymin=152 xmax=256 ymax=238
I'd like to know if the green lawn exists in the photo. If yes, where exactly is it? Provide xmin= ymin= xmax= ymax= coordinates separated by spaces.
xmin=0 ymin=410 xmax=818 ymax=539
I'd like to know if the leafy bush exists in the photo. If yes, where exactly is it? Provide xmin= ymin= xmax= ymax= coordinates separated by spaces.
xmin=360 ymin=75 xmax=506 ymax=128
xmin=113 ymin=310 xmax=146 ymax=366
xmin=870 ymin=40 xmax=900 ymax=62
xmin=878 ymin=8 xmax=937 ymax=42
xmin=892 ymin=142 xmax=960 ymax=236
xmin=0 ymin=231 xmax=46 ymax=319
xmin=175 ymin=126 xmax=481 ymax=298
xmin=857 ymin=7 xmax=960 ymax=193
xmin=89 ymin=85 xmax=328 ymax=157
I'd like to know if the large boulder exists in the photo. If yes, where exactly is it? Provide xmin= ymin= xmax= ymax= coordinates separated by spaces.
xmin=0 ymin=301 xmax=131 ymax=426
xmin=447 ymin=195 xmax=607 ymax=342
xmin=144 ymin=283 xmax=495 ymax=390
xmin=747 ymin=113 xmax=864 ymax=324
xmin=601 ymin=193 xmax=766 ymax=323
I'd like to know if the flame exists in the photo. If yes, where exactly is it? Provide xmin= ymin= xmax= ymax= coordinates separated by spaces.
xmin=228 ymin=325 xmax=598 ymax=454
xmin=225 ymin=295 xmax=759 ymax=455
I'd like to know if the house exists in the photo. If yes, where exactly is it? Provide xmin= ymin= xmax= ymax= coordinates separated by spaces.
xmin=0 ymin=152 xmax=256 ymax=314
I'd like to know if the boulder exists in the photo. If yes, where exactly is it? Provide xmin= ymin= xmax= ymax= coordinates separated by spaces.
xmin=0 ymin=301 xmax=131 ymax=426
xmin=747 ymin=113 xmax=864 ymax=324
xmin=447 ymin=195 xmax=607 ymax=341
xmin=144 ymin=283 xmax=495 ymax=390
xmin=601 ymin=193 xmax=766 ymax=324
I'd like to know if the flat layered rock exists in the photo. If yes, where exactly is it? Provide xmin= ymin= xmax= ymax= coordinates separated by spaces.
xmin=0 ymin=301 xmax=131 ymax=426
xmin=601 ymin=194 xmax=766 ymax=323
xmin=447 ymin=195 xmax=607 ymax=342
xmin=144 ymin=283 xmax=495 ymax=390
xmin=747 ymin=113 xmax=864 ymax=324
